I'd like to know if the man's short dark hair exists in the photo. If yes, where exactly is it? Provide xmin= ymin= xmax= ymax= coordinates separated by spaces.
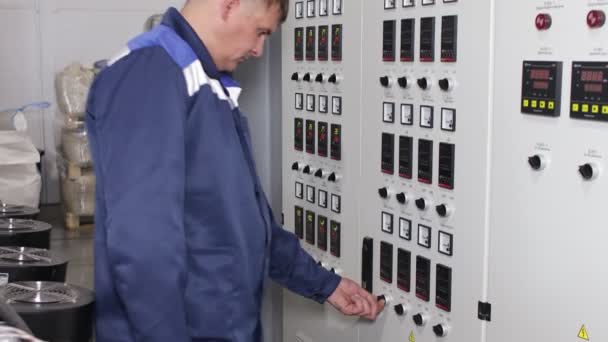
xmin=265 ymin=0 xmax=288 ymax=22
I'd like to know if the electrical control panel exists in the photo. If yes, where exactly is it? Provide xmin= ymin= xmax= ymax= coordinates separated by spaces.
xmin=488 ymin=1 xmax=608 ymax=341
xmin=283 ymin=1 xmax=607 ymax=342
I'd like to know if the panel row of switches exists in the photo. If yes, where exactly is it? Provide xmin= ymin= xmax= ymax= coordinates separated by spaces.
xmin=292 ymin=72 xmax=343 ymax=84
xmin=292 ymin=162 xmax=342 ymax=183
xmin=379 ymin=75 xmax=454 ymax=91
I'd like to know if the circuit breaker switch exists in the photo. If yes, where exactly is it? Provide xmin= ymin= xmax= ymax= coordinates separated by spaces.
xmin=412 ymin=313 xmax=427 ymax=326
xmin=433 ymin=324 xmax=449 ymax=337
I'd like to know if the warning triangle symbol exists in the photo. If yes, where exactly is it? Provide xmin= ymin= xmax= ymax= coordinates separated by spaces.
xmin=408 ymin=331 xmax=415 ymax=342
xmin=578 ymin=325 xmax=589 ymax=341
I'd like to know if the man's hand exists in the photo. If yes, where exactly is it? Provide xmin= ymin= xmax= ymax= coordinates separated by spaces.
xmin=327 ymin=278 xmax=385 ymax=320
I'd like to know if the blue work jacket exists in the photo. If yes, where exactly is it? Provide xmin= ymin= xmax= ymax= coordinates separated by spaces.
xmin=85 ymin=8 xmax=341 ymax=342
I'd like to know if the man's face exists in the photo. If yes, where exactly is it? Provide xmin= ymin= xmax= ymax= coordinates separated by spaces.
xmin=221 ymin=1 xmax=282 ymax=71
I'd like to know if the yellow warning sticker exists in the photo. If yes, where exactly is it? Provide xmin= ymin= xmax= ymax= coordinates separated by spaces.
xmin=409 ymin=331 xmax=415 ymax=342
xmin=578 ymin=325 xmax=589 ymax=341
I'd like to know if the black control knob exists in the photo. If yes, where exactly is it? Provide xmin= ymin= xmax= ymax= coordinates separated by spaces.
xmin=436 ymin=204 xmax=449 ymax=217
xmin=328 ymin=172 xmax=337 ymax=182
xmin=303 ymin=73 xmax=312 ymax=82
xmin=378 ymin=187 xmax=389 ymax=199
xmin=417 ymin=77 xmax=428 ymax=90
xmin=292 ymin=162 xmax=300 ymax=171
xmin=528 ymin=155 xmax=542 ymax=170
xmin=315 ymin=73 xmax=325 ymax=83
xmin=303 ymin=165 xmax=312 ymax=174
xmin=328 ymin=74 xmax=339 ymax=84
xmin=398 ymin=76 xmax=409 ymax=88
xmin=433 ymin=324 xmax=448 ymax=337
xmin=394 ymin=304 xmax=405 ymax=316
xmin=315 ymin=169 xmax=324 ymax=178
xmin=396 ymin=192 xmax=407 ymax=204
xmin=579 ymin=163 xmax=598 ymax=180
xmin=438 ymin=78 xmax=451 ymax=91
xmin=415 ymin=198 xmax=427 ymax=210
xmin=380 ymin=76 xmax=391 ymax=87
xmin=412 ymin=313 xmax=426 ymax=326
xmin=291 ymin=72 xmax=300 ymax=81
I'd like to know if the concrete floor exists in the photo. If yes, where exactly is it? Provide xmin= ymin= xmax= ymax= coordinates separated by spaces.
xmin=38 ymin=205 xmax=94 ymax=290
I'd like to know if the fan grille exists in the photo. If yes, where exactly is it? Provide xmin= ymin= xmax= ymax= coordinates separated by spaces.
xmin=0 ymin=247 xmax=52 ymax=263
xmin=3 ymin=282 xmax=78 ymax=304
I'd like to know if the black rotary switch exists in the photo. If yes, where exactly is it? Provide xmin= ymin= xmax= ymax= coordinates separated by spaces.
xmin=579 ymin=163 xmax=596 ymax=180
xmin=380 ymin=76 xmax=391 ymax=87
xmin=433 ymin=324 xmax=447 ymax=337
xmin=412 ymin=313 xmax=425 ymax=326
xmin=291 ymin=162 xmax=300 ymax=171
xmin=303 ymin=73 xmax=312 ymax=82
xmin=315 ymin=169 xmax=324 ymax=178
xmin=528 ymin=155 xmax=542 ymax=170
xmin=396 ymin=192 xmax=407 ymax=204
xmin=291 ymin=72 xmax=299 ymax=81
xmin=376 ymin=295 xmax=388 ymax=303
xmin=378 ymin=187 xmax=389 ymax=199
xmin=303 ymin=165 xmax=312 ymax=174
xmin=436 ymin=204 xmax=448 ymax=217
xmin=415 ymin=198 xmax=427 ymax=210
xmin=328 ymin=173 xmax=337 ymax=182
xmin=417 ymin=77 xmax=428 ymax=90
xmin=398 ymin=76 xmax=408 ymax=88
xmin=328 ymin=74 xmax=338 ymax=84
xmin=394 ymin=304 xmax=405 ymax=316
xmin=438 ymin=78 xmax=451 ymax=91
xmin=315 ymin=73 xmax=325 ymax=83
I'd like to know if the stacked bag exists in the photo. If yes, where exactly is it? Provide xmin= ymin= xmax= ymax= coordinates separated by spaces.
xmin=55 ymin=63 xmax=98 ymax=227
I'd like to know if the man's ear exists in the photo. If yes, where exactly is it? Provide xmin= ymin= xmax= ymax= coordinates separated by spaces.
xmin=220 ymin=0 xmax=240 ymax=21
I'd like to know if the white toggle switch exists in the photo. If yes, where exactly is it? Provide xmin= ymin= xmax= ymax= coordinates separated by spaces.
xmin=401 ymin=104 xmax=413 ymax=125
xmin=381 ymin=212 xmax=394 ymax=234
xmin=441 ymin=108 xmax=456 ymax=131
xmin=417 ymin=225 xmax=432 ymax=248
xmin=295 ymin=182 xmax=304 ymax=199
xmin=331 ymin=194 xmax=341 ymax=213
xmin=420 ymin=106 xmax=434 ymax=128
xmin=318 ymin=190 xmax=328 ymax=208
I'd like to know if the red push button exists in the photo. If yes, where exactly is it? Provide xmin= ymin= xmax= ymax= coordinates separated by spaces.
xmin=535 ymin=13 xmax=552 ymax=30
xmin=587 ymin=10 xmax=606 ymax=28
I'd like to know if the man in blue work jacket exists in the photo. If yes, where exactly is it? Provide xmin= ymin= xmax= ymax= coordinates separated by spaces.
xmin=86 ymin=0 xmax=384 ymax=341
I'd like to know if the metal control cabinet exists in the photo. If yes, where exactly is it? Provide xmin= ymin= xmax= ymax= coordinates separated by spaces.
xmin=488 ymin=1 xmax=608 ymax=341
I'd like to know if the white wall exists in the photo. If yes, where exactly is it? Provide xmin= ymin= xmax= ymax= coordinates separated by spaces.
xmin=0 ymin=0 xmax=182 ymax=203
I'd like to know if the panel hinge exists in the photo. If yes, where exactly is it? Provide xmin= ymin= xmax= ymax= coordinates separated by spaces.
xmin=478 ymin=301 xmax=492 ymax=322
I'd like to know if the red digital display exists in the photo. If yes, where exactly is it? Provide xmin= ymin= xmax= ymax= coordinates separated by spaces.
xmin=584 ymin=83 xmax=603 ymax=93
xmin=530 ymin=69 xmax=550 ymax=80
xmin=581 ymin=70 xmax=604 ymax=82
xmin=533 ymin=81 xmax=549 ymax=90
